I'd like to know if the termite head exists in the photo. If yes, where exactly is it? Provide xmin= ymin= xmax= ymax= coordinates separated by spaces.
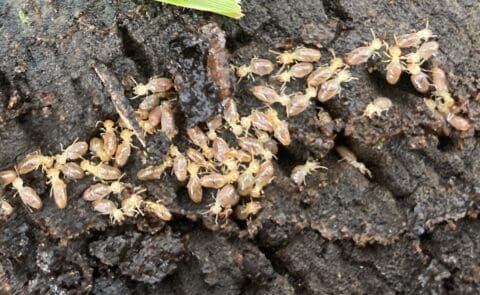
xmin=110 ymin=181 xmax=125 ymax=194
xmin=110 ymin=208 xmax=125 ymax=224
xmin=236 ymin=65 xmax=251 ymax=79
xmin=336 ymin=69 xmax=353 ymax=83
xmin=406 ymin=63 xmax=422 ymax=75
xmin=388 ymin=45 xmax=402 ymax=58
xmin=120 ymin=129 xmax=134 ymax=142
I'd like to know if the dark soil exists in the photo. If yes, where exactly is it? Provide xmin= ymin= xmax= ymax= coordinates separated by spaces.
xmin=1 ymin=0 xmax=480 ymax=294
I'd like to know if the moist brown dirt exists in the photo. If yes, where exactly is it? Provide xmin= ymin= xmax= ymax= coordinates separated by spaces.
xmin=1 ymin=0 xmax=480 ymax=293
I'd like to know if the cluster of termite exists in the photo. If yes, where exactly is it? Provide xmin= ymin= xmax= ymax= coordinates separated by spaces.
xmin=0 ymin=22 xmax=472 ymax=224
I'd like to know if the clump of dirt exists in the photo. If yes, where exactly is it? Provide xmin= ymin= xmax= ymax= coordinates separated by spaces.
xmin=1 ymin=0 xmax=480 ymax=293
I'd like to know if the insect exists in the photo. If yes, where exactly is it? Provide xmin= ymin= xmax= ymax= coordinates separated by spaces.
xmin=234 ymin=201 xmax=262 ymax=220
xmin=271 ymin=47 xmax=321 ymax=65
xmin=208 ymin=184 xmax=240 ymax=223
xmin=212 ymin=137 xmax=230 ymax=163
xmin=431 ymin=65 xmax=455 ymax=109
xmin=98 ymin=119 xmax=117 ymax=158
xmin=159 ymin=101 xmax=177 ymax=140
xmin=206 ymin=115 xmax=223 ymax=140
xmin=237 ymin=137 xmax=274 ymax=161
xmin=0 ymin=200 xmax=14 ymax=218
xmin=89 ymin=137 xmax=111 ymax=162
xmin=235 ymin=57 xmax=275 ymax=81
xmin=223 ymin=98 xmax=244 ymax=136
xmin=335 ymin=145 xmax=372 ymax=178
xmin=250 ymin=85 xmax=292 ymax=106
xmin=384 ymin=44 xmax=403 ymax=85
xmin=133 ymin=77 xmax=173 ymax=97
xmin=255 ymin=130 xmax=279 ymax=156
xmin=186 ymin=148 xmax=217 ymax=172
xmin=169 ymin=145 xmax=188 ymax=182
xmin=250 ymin=110 xmax=275 ymax=132
xmin=82 ymin=181 xmax=126 ymax=201
xmin=55 ymin=140 xmax=89 ymax=165
xmin=199 ymin=170 xmax=239 ymax=189
xmin=290 ymin=160 xmax=327 ymax=186
xmin=406 ymin=63 xmax=430 ymax=93
xmin=115 ymin=129 xmax=135 ymax=168
xmin=144 ymin=201 xmax=172 ymax=221
xmin=396 ymin=21 xmax=435 ymax=48
xmin=445 ymin=113 xmax=471 ymax=132
xmin=11 ymin=176 xmax=42 ymax=210
xmin=317 ymin=69 xmax=355 ymax=102
xmin=46 ymin=168 xmax=68 ymax=209
xmin=250 ymin=160 xmax=275 ymax=198
xmin=307 ymin=53 xmax=345 ymax=87
xmin=237 ymin=159 xmax=260 ymax=196
xmin=187 ymin=163 xmax=203 ymax=203
xmin=274 ymin=62 xmax=314 ymax=84
xmin=92 ymin=199 xmax=124 ymax=224
xmin=139 ymin=93 xmax=162 ymax=111
xmin=16 ymin=151 xmax=54 ymax=175
xmin=344 ymin=31 xmax=384 ymax=65
xmin=187 ymin=126 xmax=213 ymax=159
xmin=405 ymin=41 xmax=439 ymax=64
xmin=147 ymin=105 xmax=163 ymax=130
xmin=0 ymin=170 xmax=17 ymax=185
xmin=265 ymin=108 xmax=291 ymax=146
xmin=80 ymin=160 xmax=122 ymax=181
xmin=363 ymin=96 xmax=393 ymax=118
xmin=136 ymin=157 xmax=173 ymax=181
xmin=121 ymin=190 xmax=144 ymax=217
xmin=286 ymin=86 xmax=317 ymax=117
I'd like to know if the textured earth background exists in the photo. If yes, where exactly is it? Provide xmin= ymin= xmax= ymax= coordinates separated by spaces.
xmin=1 ymin=0 xmax=480 ymax=294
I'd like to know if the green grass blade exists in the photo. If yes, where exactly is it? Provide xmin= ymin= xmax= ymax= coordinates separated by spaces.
xmin=154 ymin=0 xmax=244 ymax=19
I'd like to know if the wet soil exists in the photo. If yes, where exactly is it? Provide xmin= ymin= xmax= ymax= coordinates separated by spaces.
xmin=1 ymin=0 xmax=480 ymax=294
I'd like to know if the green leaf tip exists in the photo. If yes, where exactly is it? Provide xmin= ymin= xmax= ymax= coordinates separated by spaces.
xmin=155 ymin=0 xmax=244 ymax=19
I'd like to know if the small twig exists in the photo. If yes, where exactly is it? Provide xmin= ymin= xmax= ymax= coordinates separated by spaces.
xmin=93 ymin=63 xmax=146 ymax=147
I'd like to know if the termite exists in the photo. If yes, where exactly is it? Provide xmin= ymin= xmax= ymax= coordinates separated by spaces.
xmin=286 ymin=86 xmax=317 ymax=117
xmin=115 ymin=129 xmax=135 ymax=168
xmin=133 ymin=77 xmax=173 ymax=97
xmin=16 ymin=151 xmax=54 ymax=175
xmin=45 ymin=168 xmax=68 ymax=209
xmin=212 ymin=137 xmax=230 ymax=163
xmin=237 ymin=159 xmax=260 ymax=196
xmin=11 ymin=176 xmax=42 ymax=209
xmin=208 ymin=184 xmax=240 ymax=223
xmin=445 ymin=113 xmax=471 ymax=132
xmin=199 ymin=170 xmax=239 ymax=189
xmin=251 ymin=110 xmax=275 ymax=132
xmin=0 ymin=170 xmax=17 ymax=185
xmin=147 ymin=105 xmax=163 ymax=130
xmin=121 ymin=190 xmax=144 ymax=217
xmin=405 ymin=41 xmax=439 ymax=64
xmin=250 ymin=85 xmax=292 ymax=106
xmin=80 ymin=160 xmax=122 ymax=181
xmin=274 ymin=62 xmax=314 ymax=84
xmin=250 ymin=160 xmax=275 ymax=198
xmin=187 ymin=163 xmax=203 ymax=203
xmin=89 ymin=137 xmax=111 ymax=162
xmin=431 ymin=65 xmax=455 ymax=109
xmin=237 ymin=137 xmax=274 ymax=160
xmin=234 ymin=201 xmax=262 ymax=220
xmin=82 ymin=181 xmax=126 ymax=201
xmin=265 ymin=108 xmax=291 ymax=146
xmin=335 ymin=145 xmax=372 ymax=178
xmin=384 ymin=44 xmax=403 ymax=85
xmin=396 ymin=21 xmax=434 ymax=48
xmin=187 ymin=126 xmax=213 ymax=159
xmin=92 ymin=199 xmax=124 ymax=224
xmin=144 ymin=201 xmax=172 ymax=221
xmin=139 ymin=93 xmax=162 ymax=111
xmin=98 ymin=120 xmax=117 ymax=158
xmin=406 ymin=63 xmax=430 ymax=93
xmin=317 ymin=69 xmax=355 ymax=102
xmin=236 ymin=58 xmax=275 ymax=81
xmin=169 ymin=145 xmax=188 ymax=182
xmin=0 ymin=200 xmax=14 ymax=218
xmin=223 ymin=98 xmax=243 ymax=136
xmin=363 ymin=96 xmax=393 ymax=118
xmin=344 ymin=31 xmax=384 ymax=65
xmin=232 ymin=149 xmax=253 ymax=163
xmin=159 ymin=101 xmax=177 ymax=140
xmin=136 ymin=157 xmax=173 ymax=181
xmin=271 ymin=47 xmax=321 ymax=65
xmin=206 ymin=115 xmax=223 ymax=140
xmin=55 ymin=140 xmax=89 ymax=165
xmin=307 ymin=52 xmax=345 ymax=87
xmin=186 ymin=148 xmax=217 ymax=172
xmin=255 ymin=130 xmax=279 ymax=156
xmin=290 ymin=160 xmax=327 ymax=186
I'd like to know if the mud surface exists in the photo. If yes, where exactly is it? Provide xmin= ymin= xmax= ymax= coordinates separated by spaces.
xmin=1 ymin=0 xmax=480 ymax=293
